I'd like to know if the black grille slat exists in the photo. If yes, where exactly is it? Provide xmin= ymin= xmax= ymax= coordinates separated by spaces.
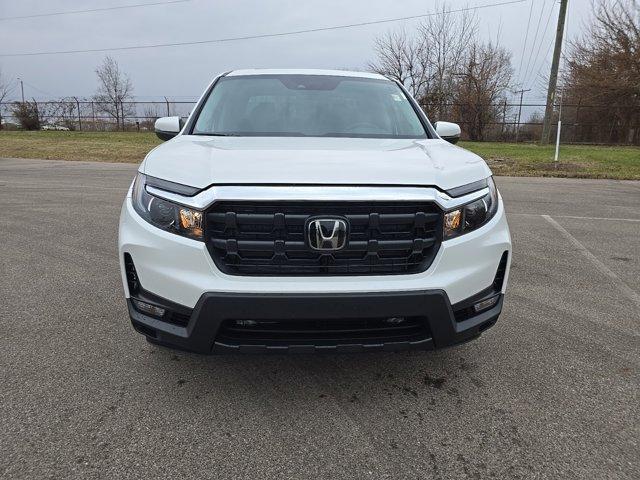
xmin=205 ymin=201 xmax=442 ymax=276
xmin=210 ymin=237 xmax=435 ymax=253
xmin=224 ymin=323 xmax=419 ymax=335
xmin=216 ymin=317 xmax=431 ymax=346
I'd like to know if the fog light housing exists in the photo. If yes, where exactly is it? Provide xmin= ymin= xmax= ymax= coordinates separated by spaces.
xmin=473 ymin=295 xmax=500 ymax=313
xmin=132 ymin=299 xmax=166 ymax=318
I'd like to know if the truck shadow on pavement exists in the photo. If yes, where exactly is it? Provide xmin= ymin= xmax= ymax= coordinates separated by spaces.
xmin=141 ymin=340 xmax=493 ymax=410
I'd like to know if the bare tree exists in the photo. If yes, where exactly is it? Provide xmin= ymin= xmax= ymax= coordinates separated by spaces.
xmin=0 ymin=68 xmax=15 ymax=130
xmin=368 ymin=2 xmax=478 ymax=120
xmin=368 ymin=29 xmax=430 ymax=99
xmin=369 ymin=2 xmax=513 ymax=140
xmin=141 ymin=105 xmax=159 ymax=130
xmin=520 ymin=111 xmax=544 ymax=141
xmin=11 ymin=100 xmax=41 ymax=130
xmin=48 ymin=97 xmax=86 ymax=130
xmin=417 ymin=4 xmax=477 ymax=120
xmin=92 ymin=56 xmax=134 ymax=130
xmin=452 ymin=41 xmax=513 ymax=140
xmin=563 ymin=0 xmax=640 ymax=144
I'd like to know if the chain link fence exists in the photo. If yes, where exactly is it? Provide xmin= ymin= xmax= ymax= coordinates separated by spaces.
xmin=426 ymin=102 xmax=640 ymax=145
xmin=1 ymin=99 xmax=638 ymax=145
xmin=0 ymin=100 xmax=195 ymax=132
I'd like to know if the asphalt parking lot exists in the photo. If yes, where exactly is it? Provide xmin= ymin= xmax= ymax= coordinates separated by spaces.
xmin=1 ymin=157 xmax=639 ymax=479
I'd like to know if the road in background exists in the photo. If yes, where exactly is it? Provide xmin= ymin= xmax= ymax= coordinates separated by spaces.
xmin=1 ymin=158 xmax=639 ymax=479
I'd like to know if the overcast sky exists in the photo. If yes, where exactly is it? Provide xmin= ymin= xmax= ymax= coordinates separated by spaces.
xmin=0 ymin=0 xmax=592 ymax=104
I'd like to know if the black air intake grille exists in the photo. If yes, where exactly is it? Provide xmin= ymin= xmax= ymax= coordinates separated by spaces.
xmin=124 ymin=253 xmax=140 ymax=295
xmin=216 ymin=317 xmax=431 ymax=347
xmin=493 ymin=251 xmax=509 ymax=291
xmin=204 ymin=201 xmax=442 ymax=276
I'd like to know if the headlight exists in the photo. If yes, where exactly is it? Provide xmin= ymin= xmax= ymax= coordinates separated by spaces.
xmin=131 ymin=173 xmax=203 ymax=240
xmin=443 ymin=177 xmax=498 ymax=240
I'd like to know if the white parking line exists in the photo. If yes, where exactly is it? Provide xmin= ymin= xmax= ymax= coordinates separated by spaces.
xmin=542 ymin=214 xmax=640 ymax=308
xmin=554 ymin=215 xmax=640 ymax=223
xmin=512 ymin=213 xmax=640 ymax=223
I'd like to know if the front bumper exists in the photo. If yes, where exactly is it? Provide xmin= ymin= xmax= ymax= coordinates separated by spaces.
xmin=118 ymin=194 xmax=512 ymax=307
xmin=128 ymin=288 xmax=504 ymax=354
xmin=119 ymin=185 xmax=512 ymax=353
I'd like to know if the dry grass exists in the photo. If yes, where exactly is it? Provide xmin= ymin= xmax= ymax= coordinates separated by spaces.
xmin=461 ymin=141 xmax=640 ymax=180
xmin=0 ymin=131 xmax=161 ymax=163
xmin=1 ymin=131 xmax=639 ymax=179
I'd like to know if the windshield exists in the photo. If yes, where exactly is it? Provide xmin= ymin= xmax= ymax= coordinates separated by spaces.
xmin=191 ymin=74 xmax=428 ymax=138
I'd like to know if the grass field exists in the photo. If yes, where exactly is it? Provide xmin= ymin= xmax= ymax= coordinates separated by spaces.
xmin=0 ymin=131 xmax=160 ymax=163
xmin=462 ymin=141 xmax=640 ymax=180
xmin=1 ymin=131 xmax=639 ymax=179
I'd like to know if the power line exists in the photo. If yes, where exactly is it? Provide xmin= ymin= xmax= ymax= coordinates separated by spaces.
xmin=0 ymin=0 xmax=526 ymax=57
xmin=20 ymin=80 xmax=55 ymax=96
xmin=0 ymin=0 xmax=191 ymax=21
xmin=530 ymin=36 xmax=556 ymax=88
xmin=516 ymin=0 xmax=535 ymax=87
xmin=521 ymin=0 xmax=548 ymax=87
xmin=525 ymin=0 xmax=557 ymax=88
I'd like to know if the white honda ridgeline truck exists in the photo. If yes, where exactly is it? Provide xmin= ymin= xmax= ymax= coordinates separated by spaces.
xmin=118 ymin=69 xmax=512 ymax=353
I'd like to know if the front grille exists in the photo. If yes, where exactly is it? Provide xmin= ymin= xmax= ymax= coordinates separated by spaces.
xmin=216 ymin=317 xmax=431 ymax=347
xmin=205 ymin=201 xmax=442 ymax=275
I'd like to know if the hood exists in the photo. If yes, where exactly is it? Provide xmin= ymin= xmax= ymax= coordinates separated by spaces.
xmin=141 ymin=136 xmax=491 ymax=191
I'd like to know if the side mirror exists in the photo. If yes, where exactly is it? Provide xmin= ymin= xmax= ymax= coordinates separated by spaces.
xmin=434 ymin=121 xmax=461 ymax=144
xmin=155 ymin=116 xmax=182 ymax=141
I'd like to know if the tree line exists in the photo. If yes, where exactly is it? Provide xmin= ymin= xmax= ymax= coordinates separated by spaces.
xmin=562 ymin=0 xmax=639 ymax=144
xmin=368 ymin=4 xmax=512 ymax=141
xmin=369 ymin=0 xmax=639 ymax=144
xmin=1 ymin=0 xmax=638 ymax=144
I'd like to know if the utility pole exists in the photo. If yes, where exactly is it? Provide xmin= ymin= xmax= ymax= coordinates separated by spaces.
xmin=74 ymin=97 xmax=82 ymax=131
xmin=17 ymin=78 xmax=25 ymax=103
xmin=514 ymin=88 xmax=531 ymax=143
xmin=541 ymin=0 xmax=569 ymax=144
xmin=32 ymin=97 xmax=39 ymax=126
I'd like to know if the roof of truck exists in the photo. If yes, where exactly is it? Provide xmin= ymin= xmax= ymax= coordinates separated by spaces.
xmin=226 ymin=69 xmax=388 ymax=80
